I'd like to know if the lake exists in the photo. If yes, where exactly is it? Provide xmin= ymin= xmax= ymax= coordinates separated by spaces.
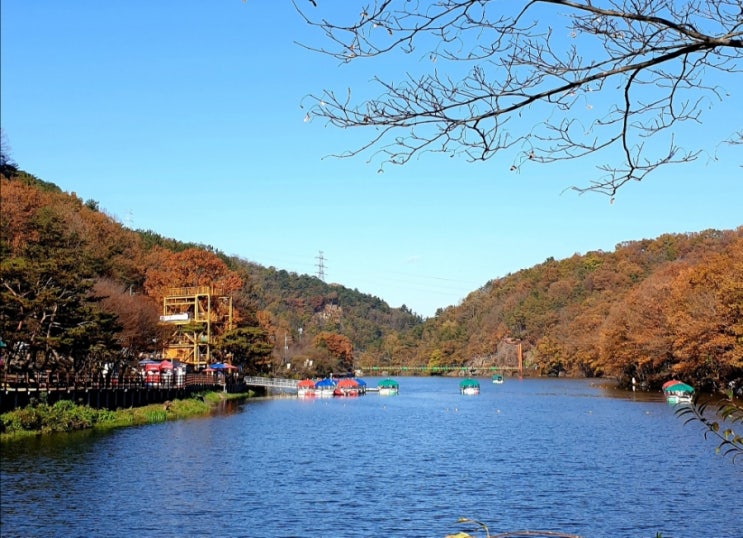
xmin=1 ymin=377 xmax=741 ymax=537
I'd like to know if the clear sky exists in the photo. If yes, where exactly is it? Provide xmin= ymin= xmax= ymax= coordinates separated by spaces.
xmin=2 ymin=1 xmax=741 ymax=318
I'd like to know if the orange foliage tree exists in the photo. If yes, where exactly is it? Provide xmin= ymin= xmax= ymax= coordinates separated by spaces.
xmin=0 ymin=177 xmax=57 ymax=254
xmin=1 ymin=177 xmax=147 ymax=288
xmin=666 ymin=238 xmax=743 ymax=390
xmin=597 ymin=264 xmax=680 ymax=386
xmin=143 ymin=247 xmax=243 ymax=302
xmin=313 ymin=331 xmax=354 ymax=373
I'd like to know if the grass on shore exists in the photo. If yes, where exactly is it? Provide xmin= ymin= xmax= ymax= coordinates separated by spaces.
xmin=0 ymin=390 xmax=252 ymax=442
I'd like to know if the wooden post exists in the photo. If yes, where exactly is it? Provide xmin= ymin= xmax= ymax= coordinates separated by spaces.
xmin=517 ymin=342 xmax=523 ymax=378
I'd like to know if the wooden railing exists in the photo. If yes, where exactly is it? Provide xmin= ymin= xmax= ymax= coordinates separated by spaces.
xmin=244 ymin=376 xmax=299 ymax=390
xmin=0 ymin=372 xmax=234 ymax=392
xmin=166 ymin=286 xmax=224 ymax=297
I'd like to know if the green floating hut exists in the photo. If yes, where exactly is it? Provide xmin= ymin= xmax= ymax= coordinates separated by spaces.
xmin=377 ymin=378 xmax=399 ymax=396
xmin=459 ymin=378 xmax=480 ymax=395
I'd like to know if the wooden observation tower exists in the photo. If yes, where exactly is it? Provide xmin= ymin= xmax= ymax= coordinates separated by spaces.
xmin=159 ymin=286 xmax=233 ymax=369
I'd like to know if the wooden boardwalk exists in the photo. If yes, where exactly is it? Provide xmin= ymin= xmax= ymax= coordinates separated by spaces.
xmin=0 ymin=373 xmax=236 ymax=413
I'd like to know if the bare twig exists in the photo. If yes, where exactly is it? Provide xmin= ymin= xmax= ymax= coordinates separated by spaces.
xmin=296 ymin=0 xmax=743 ymax=195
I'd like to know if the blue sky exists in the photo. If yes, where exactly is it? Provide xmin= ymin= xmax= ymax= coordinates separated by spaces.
xmin=2 ymin=1 xmax=741 ymax=318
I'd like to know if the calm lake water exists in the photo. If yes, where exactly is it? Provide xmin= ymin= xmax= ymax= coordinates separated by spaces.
xmin=1 ymin=377 xmax=741 ymax=538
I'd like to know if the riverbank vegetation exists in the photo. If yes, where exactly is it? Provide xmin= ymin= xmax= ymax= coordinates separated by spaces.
xmin=0 ymin=391 xmax=248 ymax=442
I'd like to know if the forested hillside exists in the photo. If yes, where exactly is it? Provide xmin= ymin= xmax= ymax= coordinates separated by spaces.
xmin=381 ymin=229 xmax=742 ymax=393
xmin=0 ymin=169 xmax=421 ymax=379
xmin=2 ymin=167 xmax=741 ymax=394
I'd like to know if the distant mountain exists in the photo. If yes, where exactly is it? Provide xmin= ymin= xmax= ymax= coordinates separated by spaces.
xmin=390 ymin=227 xmax=743 ymax=392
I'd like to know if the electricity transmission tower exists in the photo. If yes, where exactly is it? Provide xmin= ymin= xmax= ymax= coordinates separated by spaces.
xmin=316 ymin=250 xmax=326 ymax=281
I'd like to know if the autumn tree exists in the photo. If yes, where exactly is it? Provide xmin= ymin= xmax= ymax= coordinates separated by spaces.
xmin=2 ymin=174 xmax=148 ymax=290
xmin=666 ymin=239 xmax=743 ymax=390
xmin=144 ymin=247 xmax=243 ymax=324
xmin=378 ymin=332 xmax=402 ymax=367
xmin=298 ymin=0 xmax=742 ymax=195
xmin=77 ymin=206 xmax=148 ymax=288
xmin=596 ymin=264 xmax=685 ymax=386
xmin=0 ymin=176 xmax=58 ymax=254
xmin=313 ymin=331 xmax=355 ymax=373
xmin=93 ymin=278 xmax=166 ymax=365
xmin=143 ymin=247 xmax=243 ymax=301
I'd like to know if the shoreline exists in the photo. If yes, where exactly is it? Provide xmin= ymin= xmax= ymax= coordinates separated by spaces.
xmin=0 ymin=390 xmax=253 ymax=443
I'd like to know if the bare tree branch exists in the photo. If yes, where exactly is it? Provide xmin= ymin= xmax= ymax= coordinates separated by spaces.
xmin=295 ymin=0 xmax=743 ymax=196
